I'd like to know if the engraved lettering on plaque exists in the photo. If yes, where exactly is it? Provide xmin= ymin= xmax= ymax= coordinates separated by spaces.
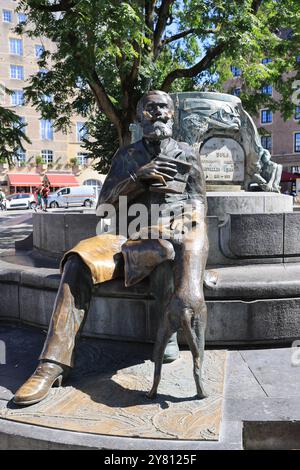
xmin=200 ymin=137 xmax=245 ymax=182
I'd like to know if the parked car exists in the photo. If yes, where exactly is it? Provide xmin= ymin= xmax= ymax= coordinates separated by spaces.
xmin=5 ymin=193 xmax=36 ymax=210
xmin=47 ymin=186 xmax=96 ymax=208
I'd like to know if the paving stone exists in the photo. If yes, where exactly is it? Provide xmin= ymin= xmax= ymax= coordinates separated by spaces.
xmin=224 ymin=397 xmax=300 ymax=422
xmin=224 ymin=351 xmax=266 ymax=399
xmin=239 ymin=348 xmax=300 ymax=398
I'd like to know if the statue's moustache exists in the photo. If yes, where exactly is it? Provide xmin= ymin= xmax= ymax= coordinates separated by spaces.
xmin=142 ymin=110 xmax=170 ymax=124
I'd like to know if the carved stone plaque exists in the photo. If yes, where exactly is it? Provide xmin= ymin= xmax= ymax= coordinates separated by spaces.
xmin=200 ymin=137 xmax=245 ymax=183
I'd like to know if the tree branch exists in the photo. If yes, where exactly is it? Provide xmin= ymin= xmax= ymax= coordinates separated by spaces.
xmin=161 ymin=27 xmax=219 ymax=46
xmin=251 ymin=0 xmax=264 ymax=14
xmin=27 ymin=0 xmax=76 ymax=13
xmin=145 ymin=0 xmax=156 ymax=31
xmin=162 ymin=28 xmax=196 ymax=45
xmin=161 ymin=41 xmax=228 ymax=91
xmin=153 ymin=0 xmax=175 ymax=57
xmin=65 ymin=30 xmax=122 ymax=129
xmin=128 ymin=41 xmax=141 ymax=84
xmin=87 ymin=71 xmax=122 ymax=131
xmin=160 ymin=0 xmax=265 ymax=91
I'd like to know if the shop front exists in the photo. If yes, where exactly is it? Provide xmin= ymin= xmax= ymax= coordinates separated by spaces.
xmin=43 ymin=173 xmax=79 ymax=191
xmin=7 ymin=173 xmax=42 ymax=194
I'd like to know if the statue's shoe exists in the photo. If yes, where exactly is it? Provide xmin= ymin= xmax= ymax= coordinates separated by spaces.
xmin=163 ymin=333 xmax=180 ymax=363
xmin=13 ymin=362 xmax=64 ymax=406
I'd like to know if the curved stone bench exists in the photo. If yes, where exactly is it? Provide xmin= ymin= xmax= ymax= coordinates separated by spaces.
xmin=5 ymin=192 xmax=299 ymax=345
xmin=1 ymin=258 xmax=300 ymax=345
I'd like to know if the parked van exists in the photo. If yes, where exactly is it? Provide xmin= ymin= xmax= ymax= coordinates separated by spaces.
xmin=48 ymin=186 xmax=96 ymax=208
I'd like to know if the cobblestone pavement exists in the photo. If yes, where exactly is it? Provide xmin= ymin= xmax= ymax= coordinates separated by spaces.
xmin=0 ymin=212 xmax=33 ymax=252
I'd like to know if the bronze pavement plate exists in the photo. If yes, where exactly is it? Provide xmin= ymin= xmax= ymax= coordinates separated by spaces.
xmin=0 ymin=350 xmax=226 ymax=441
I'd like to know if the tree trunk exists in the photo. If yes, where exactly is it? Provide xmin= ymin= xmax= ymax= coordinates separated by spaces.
xmin=118 ymin=103 xmax=138 ymax=147
xmin=118 ymin=117 xmax=135 ymax=147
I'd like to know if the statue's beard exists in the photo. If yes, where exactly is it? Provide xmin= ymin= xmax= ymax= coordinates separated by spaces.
xmin=142 ymin=119 xmax=173 ymax=141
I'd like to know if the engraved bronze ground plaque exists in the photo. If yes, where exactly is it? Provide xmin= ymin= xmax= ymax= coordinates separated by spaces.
xmin=1 ymin=350 xmax=226 ymax=441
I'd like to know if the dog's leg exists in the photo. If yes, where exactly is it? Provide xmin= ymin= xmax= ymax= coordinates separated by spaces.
xmin=147 ymin=319 xmax=175 ymax=399
xmin=181 ymin=307 xmax=207 ymax=399
xmin=173 ymin=221 xmax=208 ymax=399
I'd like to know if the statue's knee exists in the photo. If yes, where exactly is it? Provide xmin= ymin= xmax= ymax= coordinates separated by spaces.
xmin=65 ymin=253 xmax=84 ymax=269
xmin=62 ymin=254 xmax=93 ymax=291
xmin=64 ymin=254 xmax=90 ymax=277
xmin=156 ymin=239 xmax=175 ymax=264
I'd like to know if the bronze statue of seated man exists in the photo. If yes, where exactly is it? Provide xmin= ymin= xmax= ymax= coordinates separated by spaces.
xmin=14 ymin=90 xmax=210 ymax=405
xmin=252 ymin=149 xmax=282 ymax=193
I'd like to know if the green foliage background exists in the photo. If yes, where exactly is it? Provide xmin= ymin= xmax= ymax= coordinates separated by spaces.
xmin=12 ymin=0 xmax=300 ymax=171
xmin=0 ymin=85 xmax=31 ymax=165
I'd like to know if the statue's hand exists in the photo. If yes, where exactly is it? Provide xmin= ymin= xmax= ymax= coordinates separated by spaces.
xmin=136 ymin=160 xmax=177 ymax=186
xmin=261 ymin=182 xmax=272 ymax=192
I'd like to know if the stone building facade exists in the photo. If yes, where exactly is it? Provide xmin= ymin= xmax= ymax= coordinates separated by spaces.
xmin=0 ymin=0 xmax=104 ymax=196
xmin=227 ymin=63 xmax=300 ymax=184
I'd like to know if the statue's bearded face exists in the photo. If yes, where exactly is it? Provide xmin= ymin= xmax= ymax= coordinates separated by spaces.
xmin=140 ymin=94 xmax=174 ymax=141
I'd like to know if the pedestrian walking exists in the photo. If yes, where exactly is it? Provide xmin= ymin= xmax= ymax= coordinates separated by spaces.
xmin=0 ymin=190 xmax=6 ymax=211
xmin=41 ymin=184 xmax=50 ymax=211
xmin=32 ymin=187 xmax=40 ymax=211
xmin=33 ymin=187 xmax=42 ymax=211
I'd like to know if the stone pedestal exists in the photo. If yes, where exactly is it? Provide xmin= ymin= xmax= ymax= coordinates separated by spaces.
xmin=207 ymin=191 xmax=293 ymax=220
xmin=206 ymin=184 xmax=242 ymax=192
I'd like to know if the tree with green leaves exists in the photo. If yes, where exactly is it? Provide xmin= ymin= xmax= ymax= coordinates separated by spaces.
xmin=0 ymin=96 xmax=31 ymax=165
xmin=17 ymin=1 xmax=300 ymax=171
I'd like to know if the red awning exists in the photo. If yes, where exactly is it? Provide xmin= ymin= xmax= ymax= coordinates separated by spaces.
xmin=45 ymin=174 xmax=79 ymax=187
xmin=7 ymin=173 xmax=42 ymax=186
xmin=281 ymin=171 xmax=300 ymax=182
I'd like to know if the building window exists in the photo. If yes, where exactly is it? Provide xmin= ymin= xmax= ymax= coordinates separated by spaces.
xmin=233 ymin=88 xmax=241 ymax=96
xmin=261 ymin=135 xmax=272 ymax=151
xmin=42 ymin=94 xmax=53 ymax=103
xmin=262 ymin=58 xmax=272 ymax=64
xmin=35 ymin=45 xmax=45 ymax=58
xmin=13 ymin=116 xmax=26 ymax=132
xmin=261 ymin=109 xmax=272 ymax=124
xmin=11 ymin=90 xmax=24 ymax=106
xmin=292 ymin=166 xmax=300 ymax=174
xmin=295 ymin=106 xmax=300 ymax=120
xmin=76 ymin=77 xmax=85 ymax=89
xmin=17 ymin=13 xmax=27 ymax=23
xmin=39 ymin=68 xmax=48 ymax=76
xmin=40 ymin=120 xmax=53 ymax=140
xmin=14 ymin=149 xmax=26 ymax=166
xmin=76 ymin=122 xmax=88 ymax=142
xmin=2 ymin=10 xmax=12 ymax=23
xmin=231 ymin=66 xmax=241 ymax=77
xmin=9 ymin=38 xmax=23 ymax=56
xmin=41 ymin=150 xmax=53 ymax=164
xmin=77 ymin=153 xmax=89 ymax=166
xmin=84 ymin=179 xmax=101 ymax=187
xmin=295 ymin=133 xmax=300 ymax=153
xmin=10 ymin=65 xmax=24 ymax=80
xmin=261 ymin=85 xmax=272 ymax=95
xmin=19 ymin=116 xmax=26 ymax=127
xmin=83 ymin=179 xmax=102 ymax=198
